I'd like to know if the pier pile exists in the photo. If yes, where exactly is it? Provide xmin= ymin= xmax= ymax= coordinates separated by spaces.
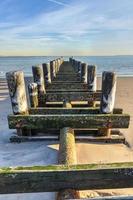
xmin=3 ymin=57 xmax=133 ymax=199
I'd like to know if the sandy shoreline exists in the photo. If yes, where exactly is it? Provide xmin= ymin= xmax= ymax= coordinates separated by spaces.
xmin=0 ymin=76 xmax=133 ymax=199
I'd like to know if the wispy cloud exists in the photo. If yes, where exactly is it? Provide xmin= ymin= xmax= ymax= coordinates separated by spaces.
xmin=47 ymin=0 xmax=70 ymax=7
xmin=1 ymin=0 xmax=133 ymax=55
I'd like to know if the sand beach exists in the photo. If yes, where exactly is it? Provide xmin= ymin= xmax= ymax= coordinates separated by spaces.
xmin=0 ymin=76 xmax=133 ymax=199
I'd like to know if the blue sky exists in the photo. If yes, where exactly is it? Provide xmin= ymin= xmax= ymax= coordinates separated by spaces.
xmin=0 ymin=0 xmax=133 ymax=56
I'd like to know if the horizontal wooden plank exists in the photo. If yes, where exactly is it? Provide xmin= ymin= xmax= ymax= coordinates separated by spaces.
xmin=52 ymin=81 xmax=81 ymax=83
xmin=54 ymin=77 xmax=80 ymax=81
xmin=47 ymin=83 xmax=87 ymax=88
xmin=45 ymin=91 xmax=101 ymax=102
xmin=70 ymin=197 xmax=133 ymax=200
xmin=12 ymin=129 xmax=121 ymax=137
xmin=45 ymin=101 xmax=90 ymax=107
xmin=10 ymin=135 xmax=125 ymax=144
xmin=8 ymin=114 xmax=130 ymax=129
xmin=47 ymin=89 xmax=88 ymax=92
xmin=0 ymin=162 xmax=133 ymax=194
xmin=29 ymin=107 xmax=123 ymax=115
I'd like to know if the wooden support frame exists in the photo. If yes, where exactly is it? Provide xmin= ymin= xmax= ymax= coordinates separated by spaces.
xmin=0 ymin=162 xmax=133 ymax=194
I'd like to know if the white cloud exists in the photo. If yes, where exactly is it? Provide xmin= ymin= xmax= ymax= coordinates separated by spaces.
xmin=1 ymin=0 xmax=133 ymax=55
xmin=47 ymin=0 xmax=70 ymax=7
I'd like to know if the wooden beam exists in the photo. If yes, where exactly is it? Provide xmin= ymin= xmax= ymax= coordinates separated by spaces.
xmin=45 ymin=102 xmax=91 ymax=107
xmin=8 ymin=114 xmax=130 ymax=129
xmin=70 ymin=197 xmax=133 ymax=200
xmin=10 ymin=134 xmax=125 ymax=144
xmin=46 ymin=89 xmax=89 ymax=92
xmin=29 ymin=107 xmax=123 ymax=115
xmin=52 ymin=81 xmax=81 ymax=83
xmin=45 ymin=91 xmax=101 ymax=102
xmin=1 ymin=162 xmax=133 ymax=194
xmin=47 ymin=83 xmax=88 ymax=90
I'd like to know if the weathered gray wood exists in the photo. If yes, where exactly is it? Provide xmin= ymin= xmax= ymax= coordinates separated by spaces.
xmin=55 ymin=76 xmax=80 ymax=81
xmin=50 ymin=60 xmax=56 ymax=80
xmin=87 ymin=65 xmax=97 ymax=92
xmin=45 ymin=101 xmax=93 ymax=107
xmin=47 ymin=82 xmax=88 ymax=91
xmin=63 ymin=101 xmax=72 ymax=108
xmin=10 ymin=134 xmax=125 ymax=144
xmin=81 ymin=63 xmax=87 ymax=83
xmin=45 ymin=91 xmax=101 ymax=102
xmin=1 ymin=162 xmax=133 ymax=194
xmin=32 ymin=65 xmax=46 ymax=107
xmin=42 ymin=63 xmax=51 ymax=86
xmin=28 ymin=83 xmax=38 ymax=108
xmin=8 ymin=114 xmax=130 ymax=129
xmin=53 ymin=81 xmax=80 ymax=83
xmin=6 ymin=71 xmax=28 ymax=115
xmin=100 ymin=71 xmax=117 ymax=114
xmin=100 ymin=71 xmax=117 ymax=136
xmin=70 ymin=197 xmax=133 ymax=200
xmin=77 ymin=61 xmax=81 ymax=75
xmin=29 ymin=107 xmax=123 ymax=115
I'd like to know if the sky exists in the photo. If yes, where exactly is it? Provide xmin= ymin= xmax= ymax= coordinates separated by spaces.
xmin=0 ymin=0 xmax=133 ymax=56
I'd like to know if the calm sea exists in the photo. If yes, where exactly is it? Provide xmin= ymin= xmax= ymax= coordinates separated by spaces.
xmin=0 ymin=56 xmax=133 ymax=77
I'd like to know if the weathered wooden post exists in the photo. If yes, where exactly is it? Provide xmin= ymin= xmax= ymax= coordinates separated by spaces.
xmin=6 ymin=71 xmax=28 ymax=114
xmin=55 ymin=59 xmax=58 ymax=75
xmin=63 ymin=100 xmax=72 ymax=108
xmin=99 ymin=71 xmax=117 ymax=136
xmin=32 ymin=65 xmax=46 ymax=107
xmin=50 ymin=60 xmax=56 ymax=81
xmin=81 ymin=63 xmax=87 ymax=83
xmin=87 ymin=65 xmax=97 ymax=107
xmin=42 ymin=63 xmax=51 ymax=87
xmin=77 ymin=61 xmax=81 ymax=76
xmin=58 ymin=127 xmax=77 ymax=164
xmin=69 ymin=57 xmax=72 ymax=64
xmin=61 ymin=57 xmax=64 ymax=65
xmin=28 ymin=83 xmax=38 ymax=108
xmin=6 ymin=71 xmax=29 ymax=136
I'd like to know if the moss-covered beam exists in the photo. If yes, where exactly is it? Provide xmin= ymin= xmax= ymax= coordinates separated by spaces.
xmin=29 ymin=107 xmax=123 ymax=115
xmin=0 ymin=162 xmax=133 ymax=194
xmin=45 ymin=91 xmax=101 ymax=102
xmin=72 ymin=197 xmax=133 ymax=200
xmin=47 ymin=83 xmax=87 ymax=89
xmin=8 ymin=114 xmax=130 ymax=129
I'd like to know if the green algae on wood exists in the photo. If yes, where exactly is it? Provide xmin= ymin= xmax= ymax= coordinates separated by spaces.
xmin=45 ymin=91 xmax=101 ymax=102
xmin=1 ymin=163 xmax=133 ymax=194
xmin=29 ymin=107 xmax=123 ymax=115
xmin=8 ymin=114 xmax=130 ymax=129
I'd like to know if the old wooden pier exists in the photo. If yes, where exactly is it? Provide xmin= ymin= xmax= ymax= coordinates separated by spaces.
xmin=4 ymin=57 xmax=133 ymax=199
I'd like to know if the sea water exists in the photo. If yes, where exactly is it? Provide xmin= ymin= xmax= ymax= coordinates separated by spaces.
xmin=0 ymin=55 xmax=133 ymax=77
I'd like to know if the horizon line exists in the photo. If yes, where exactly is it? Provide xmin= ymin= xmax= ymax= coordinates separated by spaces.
xmin=0 ymin=54 xmax=133 ymax=57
